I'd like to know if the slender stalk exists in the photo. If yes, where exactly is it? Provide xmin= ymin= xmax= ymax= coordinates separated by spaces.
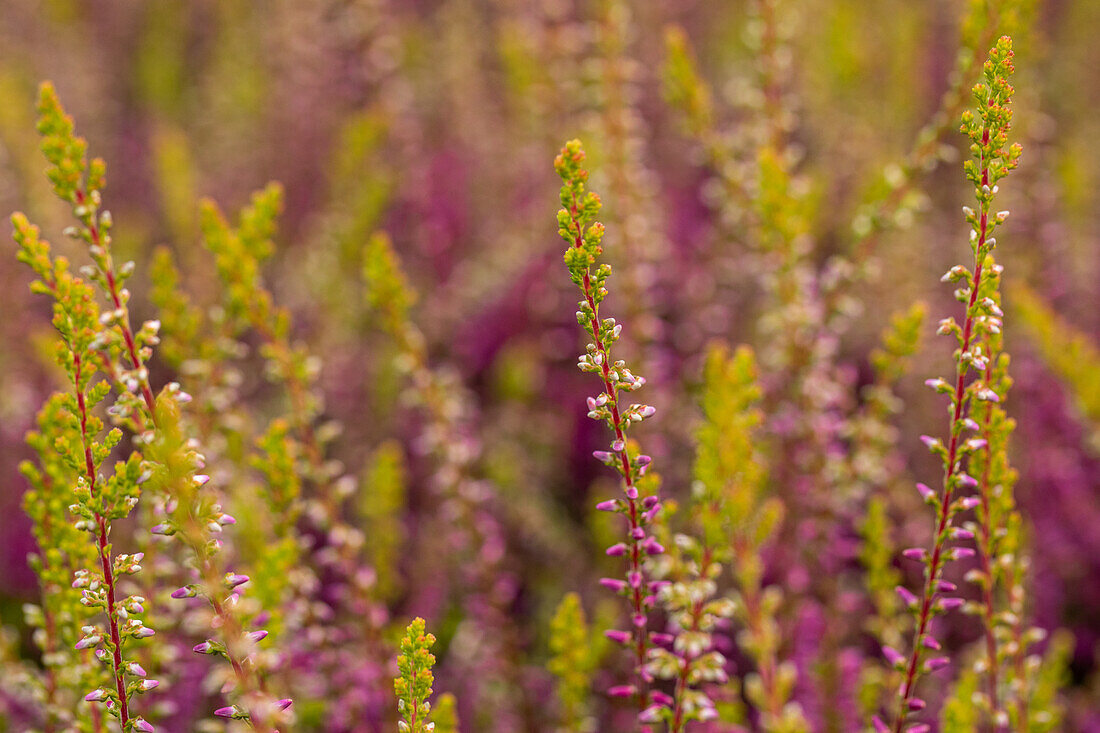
xmin=570 ymin=192 xmax=649 ymax=715
xmin=890 ymin=35 xmax=1020 ymax=731
xmin=73 ymin=352 xmax=131 ymax=728
xmin=75 ymin=188 xmax=157 ymax=419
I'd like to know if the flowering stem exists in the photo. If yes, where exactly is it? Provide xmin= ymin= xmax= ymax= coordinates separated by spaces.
xmin=668 ymin=548 xmax=713 ymax=733
xmin=73 ymin=352 xmax=131 ymax=728
xmin=74 ymin=188 xmax=157 ymax=419
xmin=891 ymin=35 xmax=1020 ymax=731
xmin=893 ymin=148 xmax=989 ymax=733
xmin=572 ymin=196 xmax=650 ymax=714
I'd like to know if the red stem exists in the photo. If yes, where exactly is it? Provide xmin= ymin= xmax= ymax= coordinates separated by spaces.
xmin=74 ymin=352 xmax=131 ymax=726
xmin=569 ymin=196 xmax=651 ymax=717
xmin=893 ymin=120 xmax=993 ymax=732
xmin=76 ymin=190 xmax=157 ymax=418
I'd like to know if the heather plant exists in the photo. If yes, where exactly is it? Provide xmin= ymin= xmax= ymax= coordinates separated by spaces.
xmin=878 ymin=36 xmax=1024 ymax=732
xmin=13 ymin=82 xmax=290 ymax=732
xmin=556 ymin=139 xmax=665 ymax=722
xmin=1013 ymin=283 xmax=1100 ymax=450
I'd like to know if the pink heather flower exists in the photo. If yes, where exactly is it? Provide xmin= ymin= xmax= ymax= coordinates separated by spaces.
xmin=956 ymin=473 xmax=978 ymax=489
xmin=600 ymin=578 xmax=627 ymax=593
xmin=84 ymin=689 xmax=107 ymax=702
xmin=596 ymin=499 xmax=618 ymax=512
xmin=883 ymin=646 xmax=905 ymax=667
xmin=902 ymin=547 xmax=927 ymax=561
xmin=74 ymin=635 xmax=100 ymax=650
xmin=651 ymin=690 xmax=674 ymax=707
xmin=925 ymin=657 xmax=950 ymax=672
xmin=605 ymin=630 xmax=632 ymax=645
xmin=214 ymin=706 xmax=238 ymax=718
xmin=919 ymin=435 xmax=941 ymax=450
xmin=608 ymin=685 xmax=636 ymax=698
xmin=895 ymin=586 xmax=918 ymax=606
xmin=606 ymin=543 xmax=627 ymax=556
xmin=225 ymin=573 xmax=250 ymax=588
xmin=132 ymin=719 xmax=155 ymax=732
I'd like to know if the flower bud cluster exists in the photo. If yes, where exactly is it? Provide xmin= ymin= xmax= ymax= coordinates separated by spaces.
xmin=393 ymin=618 xmax=439 ymax=733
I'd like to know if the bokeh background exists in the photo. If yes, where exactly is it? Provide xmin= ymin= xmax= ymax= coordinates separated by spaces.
xmin=0 ymin=0 xmax=1098 ymax=730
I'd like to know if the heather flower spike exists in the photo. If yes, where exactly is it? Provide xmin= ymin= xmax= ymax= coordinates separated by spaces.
xmin=394 ymin=618 xmax=439 ymax=733
xmin=556 ymin=138 xmax=662 ymax=720
xmin=13 ymin=83 xmax=161 ymax=733
xmin=888 ymin=36 xmax=1022 ymax=732
xmin=14 ymin=82 xmax=290 ymax=733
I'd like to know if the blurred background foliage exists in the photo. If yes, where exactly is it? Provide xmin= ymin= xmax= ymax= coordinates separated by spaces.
xmin=0 ymin=0 xmax=1098 ymax=730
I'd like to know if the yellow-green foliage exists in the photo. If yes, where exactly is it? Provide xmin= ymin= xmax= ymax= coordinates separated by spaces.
xmin=432 ymin=692 xmax=460 ymax=733
xmin=662 ymin=26 xmax=713 ymax=139
xmin=19 ymin=395 xmax=108 ymax=731
xmin=363 ymin=231 xmax=417 ymax=339
xmin=694 ymin=344 xmax=777 ymax=564
xmin=941 ymin=665 xmax=982 ymax=732
xmin=200 ymin=183 xmax=284 ymax=337
xmin=547 ymin=592 xmax=599 ymax=731
xmin=1013 ymin=282 xmax=1100 ymax=447
xmin=1024 ymin=630 xmax=1072 ymax=732
xmin=358 ymin=440 xmax=408 ymax=602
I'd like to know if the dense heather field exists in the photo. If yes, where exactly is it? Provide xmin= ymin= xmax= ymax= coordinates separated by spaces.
xmin=0 ymin=1 xmax=1098 ymax=731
